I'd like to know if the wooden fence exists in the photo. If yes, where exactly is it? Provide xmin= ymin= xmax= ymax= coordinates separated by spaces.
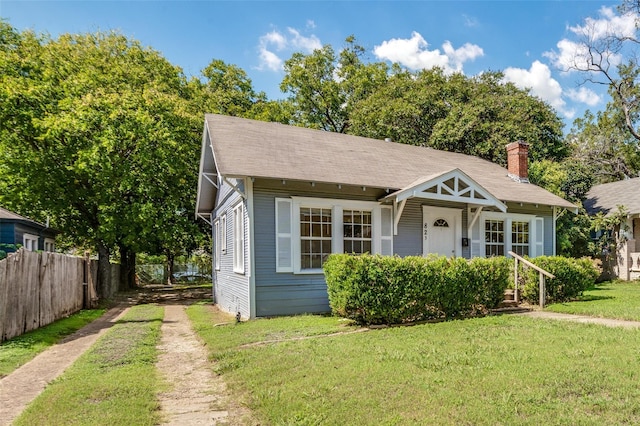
xmin=0 ymin=249 xmax=114 ymax=342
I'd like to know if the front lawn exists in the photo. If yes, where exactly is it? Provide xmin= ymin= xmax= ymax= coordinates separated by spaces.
xmin=189 ymin=304 xmax=640 ymax=425
xmin=546 ymin=280 xmax=640 ymax=321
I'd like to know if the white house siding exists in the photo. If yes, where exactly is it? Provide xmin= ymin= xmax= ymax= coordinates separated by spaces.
xmin=213 ymin=177 xmax=250 ymax=318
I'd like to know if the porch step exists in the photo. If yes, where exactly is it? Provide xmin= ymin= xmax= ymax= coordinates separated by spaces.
xmin=498 ymin=288 xmax=520 ymax=308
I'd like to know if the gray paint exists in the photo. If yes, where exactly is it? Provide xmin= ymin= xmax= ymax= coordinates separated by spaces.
xmin=214 ymin=178 xmax=560 ymax=318
xmin=212 ymin=177 xmax=250 ymax=318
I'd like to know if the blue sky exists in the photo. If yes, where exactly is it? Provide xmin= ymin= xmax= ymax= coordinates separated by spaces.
xmin=0 ymin=1 xmax=629 ymax=130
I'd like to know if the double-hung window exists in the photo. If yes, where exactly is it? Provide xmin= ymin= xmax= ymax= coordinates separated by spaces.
xmin=300 ymin=207 xmax=332 ymax=269
xmin=481 ymin=213 xmax=543 ymax=258
xmin=23 ymin=234 xmax=38 ymax=252
xmin=485 ymin=220 xmax=505 ymax=257
xmin=275 ymin=197 xmax=393 ymax=274
xmin=343 ymin=210 xmax=372 ymax=254
xmin=511 ymin=221 xmax=529 ymax=256
xmin=233 ymin=204 xmax=244 ymax=273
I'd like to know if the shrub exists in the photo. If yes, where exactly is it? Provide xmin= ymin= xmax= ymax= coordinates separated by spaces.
xmin=323 ymin=254 xmax=510 ymax=325
xmin=520 ymin=256 xmax=598 ymax=304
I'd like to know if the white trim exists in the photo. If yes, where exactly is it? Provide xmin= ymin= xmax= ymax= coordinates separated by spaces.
xmin=44 ymin=238 xmax=55 ymax=252
xmin=275 ymin=198 xmax=293 ymax=273
xmin=479 ymin=211 xmax=539 ymax=258
xmin=385 ymin=168 xmax=507 ymax=213
xmin=214 ymin=219 xmax=221 ymax=270
xmin=422 ymin=206 xmax=462 ymax=257
xmin=220 ymin=214 xmax=227 ymax=254
xmin=247 ymin=178 xmax=256 ymax=319
xmin=289 ymin=197 xmax=391 ymax=274
xmin=233 ymin=202 xmax=245 ymax=274
xmin=23 ymin=233 xmax=38 ymax=251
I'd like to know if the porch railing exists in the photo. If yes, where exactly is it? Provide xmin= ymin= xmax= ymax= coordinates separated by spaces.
xmin=508 ymin=251 xmax=555 ymax=308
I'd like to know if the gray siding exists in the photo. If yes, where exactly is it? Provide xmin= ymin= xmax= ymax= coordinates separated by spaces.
xmin=254 ymin=188 xmax=336 ymax=316
xmin=395 ymin=199 xmax=422 ymax=257
xmin=213 ymin=177 xmax=250 ymax=318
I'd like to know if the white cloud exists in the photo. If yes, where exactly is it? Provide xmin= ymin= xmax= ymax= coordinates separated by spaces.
xmin=544 ymin=6 xmax=636 ymax=72
xmin=287 ymin=28 xmax=322 ymax=52
xmin=566 ymin=87 xmax=602 ymax=106
xmin=306 ymin=20 xmax=316 ymax=29
xmin=373 ymin=31 xmax=483 ymax=74
xmin=569 ymin=6 xmax=637 ymax=40
xmin=503 ymin=60 xmax=573 ymax=117
xmin=462 ymin=14 xmax=479 ymax=28
xmin=256 ymin=27 xmax=322 ymax=72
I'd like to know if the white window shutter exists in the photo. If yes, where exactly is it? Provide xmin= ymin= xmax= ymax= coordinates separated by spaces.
xmin=534 ymin=217 xmax=544 ymax=257
xmin=380 ymin=206 xmax=393 ymax=256
xmin=275 ymin=198 xmax=293 ymax=272
xmin=471 ymin=219 xmax=482 ymax=258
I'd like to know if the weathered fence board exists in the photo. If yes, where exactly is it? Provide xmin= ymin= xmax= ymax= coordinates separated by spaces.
xmin=0 ymin=249 xmax=101 ymax=342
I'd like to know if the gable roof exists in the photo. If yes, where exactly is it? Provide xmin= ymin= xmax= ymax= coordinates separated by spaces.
xmin=200 ymin=114 xmax=575 ymax=211
xmin=584 ymin=177 xmax=640 ymax=216
xmin=0 ymin=207 xmax=51 ymax=230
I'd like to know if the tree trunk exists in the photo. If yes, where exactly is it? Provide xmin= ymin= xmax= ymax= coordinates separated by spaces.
xmin=97 ymin=241 xmax=112 ymax=299
xmin=167 ymin=253 xmax=176 ymax=285
xmin=119 ymin=246 xmax=137 ymax=291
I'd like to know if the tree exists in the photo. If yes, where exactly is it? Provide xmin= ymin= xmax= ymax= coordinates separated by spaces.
xmin=0 ymin=23 xmax=204 ymax=294
xmin=567 ymin=109 xmax=640 ymax=182
xmin=350 ymin=69 xmax=567 ymax=165
xmin=562 ymin=1 xmax=640 ymax=145
xmin=280 ymin=36 xmax=388 ymax=132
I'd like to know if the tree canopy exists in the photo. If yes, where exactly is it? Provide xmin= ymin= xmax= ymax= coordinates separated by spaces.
xmin=0 ymin=23 xmax=204 ymax=292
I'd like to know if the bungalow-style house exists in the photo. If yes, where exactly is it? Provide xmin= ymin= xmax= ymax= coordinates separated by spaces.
xmin=0 ymin=207 xmax=57 ymax=253
xmin=196 ymin=114 xmax=576 ymax=318
xmin=584 ymin=178 xmax=640 ymax=281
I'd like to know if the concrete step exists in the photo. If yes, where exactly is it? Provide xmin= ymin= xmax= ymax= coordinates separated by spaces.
xmin=498 ymin=300 xmax=519 ymax=308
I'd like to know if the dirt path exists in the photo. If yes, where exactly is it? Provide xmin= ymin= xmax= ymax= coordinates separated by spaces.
xmin=156 ymin=304 xmax=254 ymax=425
xmin=518 ymin=310 xmax=640 ymax=328
xmin=0 ymin=305 xmax=129 ymax=425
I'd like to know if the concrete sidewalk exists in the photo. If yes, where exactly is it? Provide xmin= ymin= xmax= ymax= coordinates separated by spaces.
xmin=0 ymin=305 xmax=129 ymax=426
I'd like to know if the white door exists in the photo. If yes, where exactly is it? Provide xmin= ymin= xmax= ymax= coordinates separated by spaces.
xmin=423 ymin=206 xmax=462 ymax=257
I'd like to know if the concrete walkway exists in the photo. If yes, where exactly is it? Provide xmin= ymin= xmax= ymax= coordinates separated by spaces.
xmin=0 ymin=305 xmax=129 ymax=425
xmin=518 ymin=310 xmax=640 ymax=329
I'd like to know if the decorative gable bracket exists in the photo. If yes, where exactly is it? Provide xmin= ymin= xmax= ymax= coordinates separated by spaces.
xmin=382 ymin=168 xmax=507 ymax=235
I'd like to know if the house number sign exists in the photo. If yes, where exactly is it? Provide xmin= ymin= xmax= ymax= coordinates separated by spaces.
xmin=423 ymin=223 xmax=428 ymax=241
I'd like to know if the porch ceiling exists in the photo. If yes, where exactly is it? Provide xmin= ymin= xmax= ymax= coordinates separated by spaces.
xmin=381 ymin=168 xmax=507 ymax=213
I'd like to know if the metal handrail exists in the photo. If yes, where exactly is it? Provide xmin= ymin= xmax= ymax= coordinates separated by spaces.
xmin=508 ymin=251 xmax=555 ymax=308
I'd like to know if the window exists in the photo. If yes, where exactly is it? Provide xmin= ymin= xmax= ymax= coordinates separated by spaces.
xmin=300 ymin=207 xmax=332 ymax=269
xmin=44 ymin=238 xmax=55 ymax=252
xmin=23 ymin=233 xmax=38 ymax=252
xmin=276 ymin=197 xmax=393 ymax=274
xmin=511 ymin=221 xmax=529 ymax=256
xmin=233 ymin=204 xmax=244 ymax=273
xmin=343 ymin=210 xmax=372 ymax=254
xmin=434 ymin=219 xmax=449 ymax=227
xmin=220 ymin=214 xmax=227 ymax=254
xmin=485 ymin=220 xmax=504 ymax=257
xmin=214 ymin=219 xmax=220 ymax=270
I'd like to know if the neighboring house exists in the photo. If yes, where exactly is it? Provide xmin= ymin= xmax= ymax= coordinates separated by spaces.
xmin=0 ymin=207 xmax=58 ymax=253
xmin=584 ymin=178 xmax=640 ymax=281
xmin=196 ymin=114 xmax=577 ymax=319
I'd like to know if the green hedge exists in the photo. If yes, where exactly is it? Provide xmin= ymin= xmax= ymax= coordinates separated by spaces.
xmin=323 ymin=254 xmax=510 ymax=325
xmin=521 ymin=256 xmax=598 ymax=304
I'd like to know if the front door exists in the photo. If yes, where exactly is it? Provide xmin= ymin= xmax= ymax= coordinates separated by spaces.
xmin=422 ymin=206 xmax=462 ymax=257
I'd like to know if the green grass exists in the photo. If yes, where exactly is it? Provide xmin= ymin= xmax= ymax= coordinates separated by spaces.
xmin=14 ymin=304 xmax=164 ymax=426
xmin=547 ymin=280 xmax=640 ymax=321
xmin=0 ymin=309 xmax=106 ymax=378
xmin=189 ymin=305 xmax=640 ymax=425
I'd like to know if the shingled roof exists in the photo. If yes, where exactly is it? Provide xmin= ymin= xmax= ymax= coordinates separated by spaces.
xmin=201 ymin=114 xmax=575 ymax=210
xmin=584 ymin=177 xmax=640 ymax=216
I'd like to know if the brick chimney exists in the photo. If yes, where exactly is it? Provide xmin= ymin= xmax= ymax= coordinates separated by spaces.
xmin=506 ymin=141 xmax=529 ymax=183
